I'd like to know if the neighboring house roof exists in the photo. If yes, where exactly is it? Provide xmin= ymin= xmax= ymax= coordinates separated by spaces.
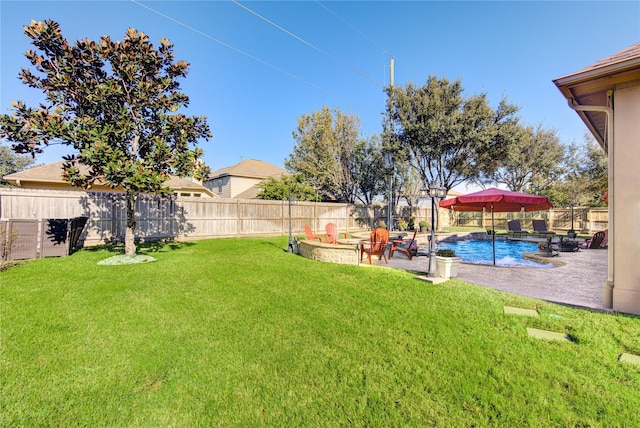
xmin=234 ymin=186 xmax=261 ymax=199
xmin=3 ymin=161 xmax=215 ymax=197
xmin=208 ymin=159 xmax=287 ymax=180
xmin=553 ymin=42 xmax=640 ymax=150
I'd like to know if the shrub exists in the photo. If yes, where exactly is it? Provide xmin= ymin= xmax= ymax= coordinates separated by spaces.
xmin=407 ymin=217 xmax=415 ymax=230
xmin=436 ymin=249 xmax=456 ymax=257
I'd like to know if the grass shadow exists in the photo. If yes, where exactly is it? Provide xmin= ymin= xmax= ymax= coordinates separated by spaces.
xmin=0 ymin=259 xmax=29 ymax=272
xmin=81 ymin=244 xmax=123 ymax=254
xmin=78 ymin=240 xmax=195 ymax=255
xmin=137 ymin=241 xmax=195 ymax=254
xmin=257 ymin=240 xmax=289 ymax=252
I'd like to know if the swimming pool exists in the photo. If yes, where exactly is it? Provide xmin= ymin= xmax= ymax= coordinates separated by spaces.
xmin=437 ymin=239 xmax=553 ymax=267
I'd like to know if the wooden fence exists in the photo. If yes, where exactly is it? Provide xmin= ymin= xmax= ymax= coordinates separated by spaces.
xmin=0 ymin=188 xmax=608 ymax=258
xmin=0 ymin=189 xmax=431 ymax=250
xmin=452 ymin=208 xmax=609 ymax=233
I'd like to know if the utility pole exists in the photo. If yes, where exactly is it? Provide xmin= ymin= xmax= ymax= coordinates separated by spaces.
xmin=386 ymin=57 xmax=395 ymax=231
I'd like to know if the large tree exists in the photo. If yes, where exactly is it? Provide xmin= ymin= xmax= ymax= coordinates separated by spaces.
xmin=397 ymin=166 xmax=425 ymax=212
xmin=485 ymin=123 xmax=564 ymax=192
xmin=257 ymin=173 xmax=319 ymax=201
xmin=384 ymin=76 xmax=519 ymax=193
xmin=579 ymin=135 xmax=608 ymax=206
xmin=286 ymin=106 xmax=361 ymax=203
xmin=0 ymin=144 xmax=37 ymax=186
xmin=538 ymin=133 xmax=608 ymax=208
xmin=350 ymin=134 xmax=388 ymax=205
xmin=0 ymin=20 xmax=211 ymax=256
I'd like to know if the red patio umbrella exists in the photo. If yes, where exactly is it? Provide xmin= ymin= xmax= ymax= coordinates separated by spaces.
xmin=439 ymin=188 xmax=553 ymax=265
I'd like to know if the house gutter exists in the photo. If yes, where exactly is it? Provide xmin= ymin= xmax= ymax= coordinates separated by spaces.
xmin=567 ymin=97 xmax=614 ymax=309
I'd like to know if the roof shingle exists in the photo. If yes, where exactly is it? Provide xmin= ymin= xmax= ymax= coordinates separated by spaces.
xmin=209 ymin=159 xmax=287 ymax=179
xmin=576 ymin=42 xmax=640 ymax=74
xmin=3 ymin=161 xmax=213 ymax=195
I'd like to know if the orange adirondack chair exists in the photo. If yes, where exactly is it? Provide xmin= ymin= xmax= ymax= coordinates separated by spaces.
xmin=389 ymin=230 xmax=417 ymax=260
xmin=360 ymin=227 xmax=390 ymax=264
xmin=324 ymin=222 xmax=349 ymax=244
xmin=304 ymin=225 xmax=323 ymax=242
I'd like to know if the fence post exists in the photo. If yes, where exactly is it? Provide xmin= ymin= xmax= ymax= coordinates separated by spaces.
xmin=345 ymin=204 xmax=349 ymax=233
xmin=314 ymin=201 xmax=318 ymax=232
xmin=236 ymin=199 xmax=240 ymax=237
xmin=282 ymin=199 xmax=285 ymax=236
xmin=110 ymin=193 xmax=118 ymax=243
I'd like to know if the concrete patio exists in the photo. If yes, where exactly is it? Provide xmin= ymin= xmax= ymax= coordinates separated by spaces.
xmin=370 ymin=238 xmax=609 ymax=311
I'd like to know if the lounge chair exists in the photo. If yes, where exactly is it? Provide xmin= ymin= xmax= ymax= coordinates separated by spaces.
xmin=324 ymin=222 xmax=349 ymax=244
xmin=508 ymin=220 xmax=529 ymax=237
xmin=581 ymin=230 xmax=607 ymax=249
xmin=304 ymin=225 xmax=324 ymax=242
xmin=360 ymin=227 xmax=390 ymax=264
xmin=389 ymin=230 xmax=417 ymax=260
xmin=532 ymin=219 xmax=555 ymax=236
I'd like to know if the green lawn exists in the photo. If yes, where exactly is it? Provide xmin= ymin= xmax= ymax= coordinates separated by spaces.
xmin=1 ymin=237 xmax=639 ymax=426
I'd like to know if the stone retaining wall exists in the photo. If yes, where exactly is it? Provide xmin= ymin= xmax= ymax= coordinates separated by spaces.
xmin=298 ymin=239 xmax=361 ymax=265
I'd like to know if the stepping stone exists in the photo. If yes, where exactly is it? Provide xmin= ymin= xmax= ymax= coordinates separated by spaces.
xmin=526 ymin=327 xmax=572 ymax=343
xmin=619 ymin=353 xmax=640 ymax=366
xmin=504 ymin=306 xmax=539 ymax=317
xmin=415 ymin=275 xmax=448 ymax=284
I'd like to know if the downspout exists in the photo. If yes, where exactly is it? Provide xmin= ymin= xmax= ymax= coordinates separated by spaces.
xmin=567 ymin=96 xmax=614 ymax=309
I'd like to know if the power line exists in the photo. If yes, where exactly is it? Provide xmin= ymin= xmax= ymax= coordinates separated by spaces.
xmin=130 ymin=0 xmax=379 ymax=114
xmin=231 ymin=0 xmax=384 ymax=87
xmin=314 ymin=0 xmax=387 ymax=53
xmin=315 ymin=0 xmax=422 ymax=80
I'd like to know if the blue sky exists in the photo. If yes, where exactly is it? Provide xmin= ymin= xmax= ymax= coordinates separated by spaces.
xmin=2 ymin=1 xmax=639 ymax=176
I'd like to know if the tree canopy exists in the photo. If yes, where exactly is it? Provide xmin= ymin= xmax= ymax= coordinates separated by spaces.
xmin=0 ymin=144 xmax=37 ymax=186
xmin=285 ymin=106 xmax=362 ymax=203
xmin=483 ymin=123 xmax=565 ymax=192
xmin=257 ymin=174 xmax=319 ymax=201
xmin=383 ymin=76 xmax=520 ymax=194
xmin=538 ymin=133 xmax=608 ymax=208
xmin=0 ymin=20 xmax=211 ymax=255
xmin=349 ymin=134 xmax=388 ymax=205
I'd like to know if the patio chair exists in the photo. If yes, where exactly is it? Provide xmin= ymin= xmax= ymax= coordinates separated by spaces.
xmin=581 ymin=230 xmax=607 ymax=249
xmin=389 ymin=230 xmax=417 ymax=260
xmin=360 ymin=227 xmax=390 ymax=264
xmin=532 ymin=219 xmax=555 ymax=236
xmin=324 ymin=222 xmax=349 ymax=244
xmin=304 ymin=225 xmax=324 ymax=242
xmin=508 ymin=220 xmax=529 ymax=237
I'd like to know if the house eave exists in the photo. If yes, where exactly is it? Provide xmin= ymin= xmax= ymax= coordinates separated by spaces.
xmin=553 ymin=48 xmax=640 ymax=151
xmin=553 ymin=57 xmax=640 ymax=88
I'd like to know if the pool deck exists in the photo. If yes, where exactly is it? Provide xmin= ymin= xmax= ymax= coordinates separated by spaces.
xmin=367 ymin=233 xmax=609 ymax=311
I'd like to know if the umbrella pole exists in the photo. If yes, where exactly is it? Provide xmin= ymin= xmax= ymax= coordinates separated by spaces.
xmin=492 ymin=203 xmax=496 ymax=266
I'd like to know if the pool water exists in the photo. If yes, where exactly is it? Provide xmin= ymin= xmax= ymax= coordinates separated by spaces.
xmin=437 ymin=239 xmax=553 ymax=267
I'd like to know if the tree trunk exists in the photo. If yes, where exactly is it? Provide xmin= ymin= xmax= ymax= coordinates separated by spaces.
xmin=125 ymin=191 xmax=137 ymax=256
